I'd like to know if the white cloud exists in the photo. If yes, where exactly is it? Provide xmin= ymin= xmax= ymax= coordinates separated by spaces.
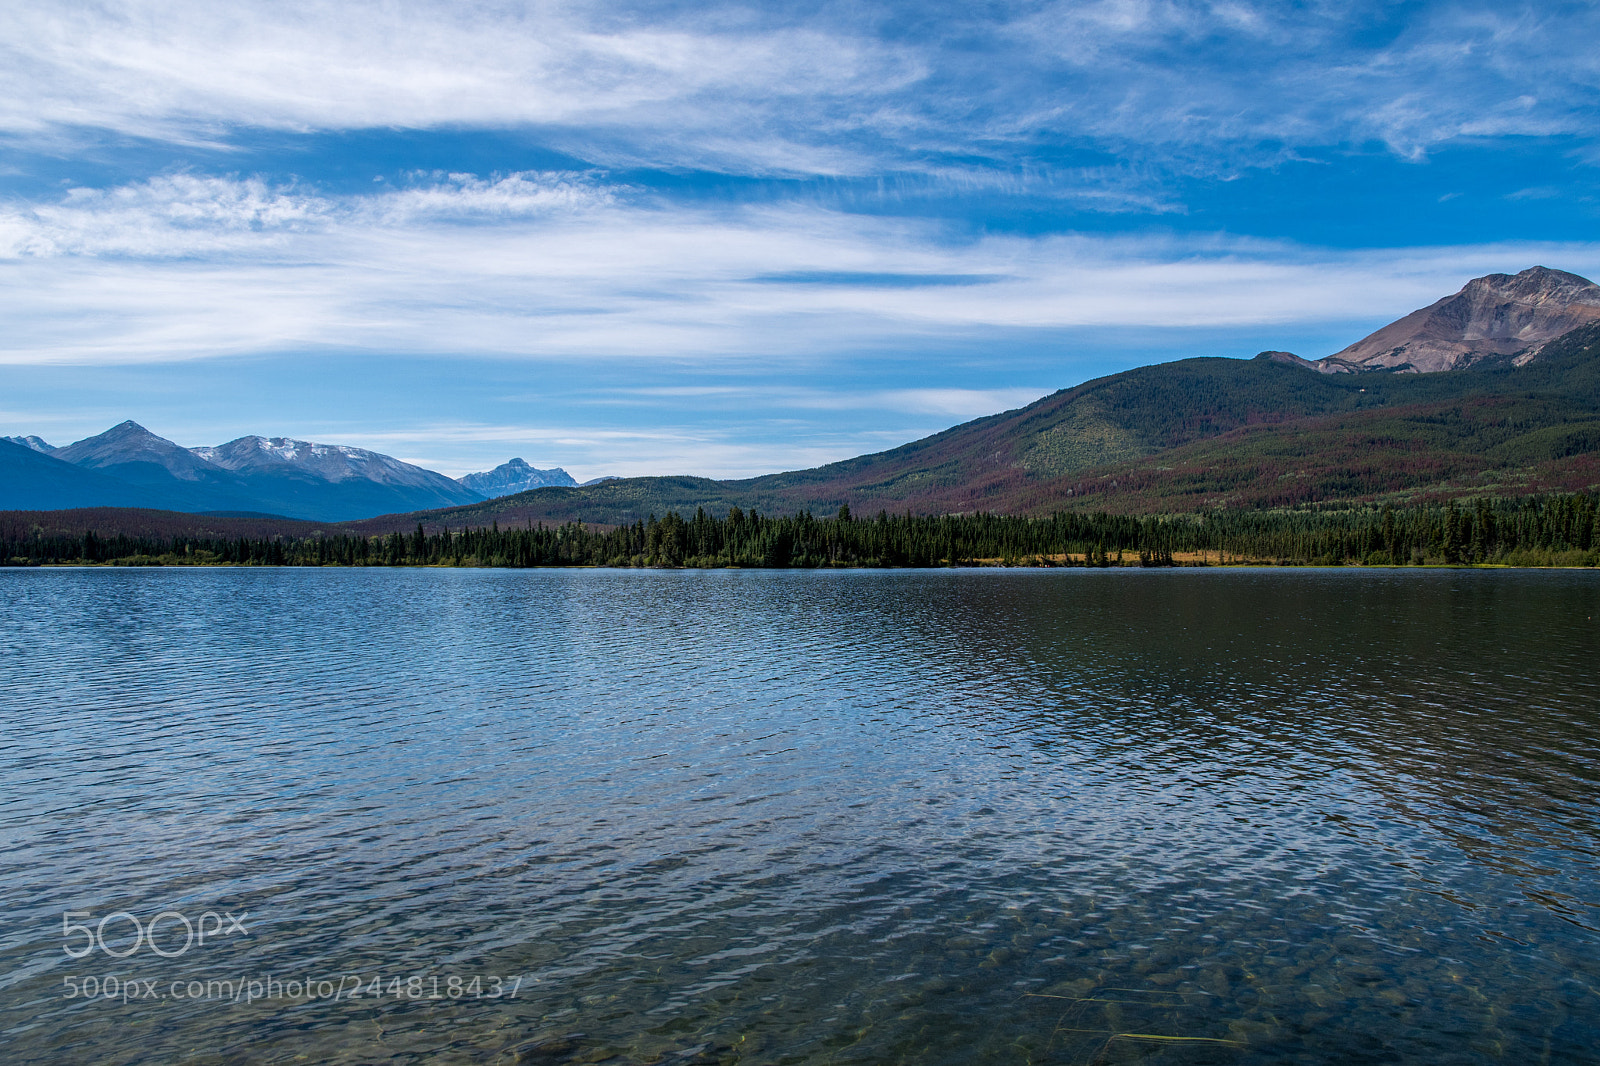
xmin=371 ymin=172 xmax=620 ymax=222
xmin=0 ymin=174 xmax=329 ymax=257
xmin=610 ymin=385 xmax=1051 ymax=419
xmin=1 ymin=174 xmax=1597 ymax=366
xmin=328 ymin=421 xmax=904 ymax=480
xmin=879 ymin=388 xmax=1048 ymax=418
xmin=1005 ymin=0 xmax=1600 ymax=164
xmin=0 ymin=1 xmax=919 ymax=174
xmin=0 ymin=171 xmax=616 ymax=258
xmin=2 ymin=1 xmax=1597 ymax=177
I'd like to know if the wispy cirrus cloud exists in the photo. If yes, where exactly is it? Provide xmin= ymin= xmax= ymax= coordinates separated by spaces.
xmin=1001 ymin=0 xmax=1600 ymax=164
xmin=3 ymin=1 xmax=1598 ymax=180
xmin=0 ymin=171 xmax=616 ymax=258
xmin=603 ymin=385 xmax=1051 ymax=419
xmin=1 ymin=173 xmax=1596 ymax=367
xmin=0 ymin=1 xmax=919 ymax=174
xmin=0 ymin=174 xmax=328 ymax=257
xmin=327 ymin=421 xmax=905 ymax=480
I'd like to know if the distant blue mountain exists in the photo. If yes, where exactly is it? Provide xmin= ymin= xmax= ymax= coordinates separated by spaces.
xmin=51 ymin=421 xmax=266 ymax=513
xmin=2 ymin=435 xmax=55 ymax=453
xmin=457 ymin=458 xmax=577 ymax=498
xmin=194 ymin=434 xmax=484 ymax=518
xmin=1 ymin=421 xmax=488 ymax=521
xmin=0 ymin=437 xmax=161 ymax=511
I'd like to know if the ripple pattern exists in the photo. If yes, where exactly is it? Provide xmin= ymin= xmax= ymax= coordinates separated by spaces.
xmin=1 ymin=567 xmax=1598 ymax=1064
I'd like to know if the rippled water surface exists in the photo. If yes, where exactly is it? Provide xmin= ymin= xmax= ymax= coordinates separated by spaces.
xmin=2 ymin=567 xmax=1599 ymax=1064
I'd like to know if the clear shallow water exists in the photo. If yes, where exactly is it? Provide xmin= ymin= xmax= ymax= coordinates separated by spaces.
xmin=1 ymin=567 xmax=1597 ymax=1065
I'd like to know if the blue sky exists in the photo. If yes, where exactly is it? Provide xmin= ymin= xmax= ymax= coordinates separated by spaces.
xmin=3 ymin=1 xmax=1598 ymax=479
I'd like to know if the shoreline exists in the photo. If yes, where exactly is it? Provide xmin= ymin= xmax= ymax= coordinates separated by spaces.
xmin=7 ymin=558 xmax=1597 ymax=572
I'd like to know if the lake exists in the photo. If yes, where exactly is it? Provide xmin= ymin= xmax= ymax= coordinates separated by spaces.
xmin=1 ymin=567 xmax=1597 ymax=1064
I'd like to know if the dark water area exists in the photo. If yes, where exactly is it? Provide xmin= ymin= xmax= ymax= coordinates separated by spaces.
xmin=1 ymin=567 xmax=1597 ymax=1064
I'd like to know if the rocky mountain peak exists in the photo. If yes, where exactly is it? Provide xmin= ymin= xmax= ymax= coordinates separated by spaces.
xmin=193 ymin=434 xmax=474 ymax=493
xmin=1320 ymin=266 xmax=1600 ymax=373
xmin=458 ymin=458 xmax=577 ymax=498
xmin=52 ymin=421 xmax=222 ymax=480
xmin=1254 ymin=350 xmax=1319 ymax=369
xmin=1461 ymin=265 xmax=1598 ymax=304
xmin=103 ymin=420 xmax=156 ymax=440
xmin=78 ymin=421 xmax=197 ymax=457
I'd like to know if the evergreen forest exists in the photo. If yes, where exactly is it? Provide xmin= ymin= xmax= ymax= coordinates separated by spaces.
xmin=5 ymin=494 xmax=1600 ymax=569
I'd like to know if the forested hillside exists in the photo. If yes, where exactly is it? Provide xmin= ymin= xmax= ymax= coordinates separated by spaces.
xmin=362 ymin=323 xmax=1600 ymax=528
xmin=1054 ymin=322 xmax=1600 ymax=511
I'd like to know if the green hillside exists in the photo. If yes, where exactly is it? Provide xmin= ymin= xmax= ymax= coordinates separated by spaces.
xmin=1048 ymin=323 xmax=1600 ymax=512
xmin=353 ymin=323 xmax=1600 ymax=530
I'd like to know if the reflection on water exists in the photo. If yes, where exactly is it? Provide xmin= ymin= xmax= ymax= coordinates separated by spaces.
xmin=0 ymin=567 xmax=1597 ymax=1064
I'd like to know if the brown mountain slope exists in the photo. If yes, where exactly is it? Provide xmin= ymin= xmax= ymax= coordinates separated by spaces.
xmin=361 ymin=317 xmax=1600 ymax=529
xmin=1035 ymin=323 xmax=1600 ymax=512
xmin=1319 ymin=266 xmax=1600 ymax=373
xmin=0 ymin=507 xmax=343 ymax=541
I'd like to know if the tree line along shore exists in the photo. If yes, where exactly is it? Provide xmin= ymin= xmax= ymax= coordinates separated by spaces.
xmin=4 ymin=493 xmax=1600 ymax=570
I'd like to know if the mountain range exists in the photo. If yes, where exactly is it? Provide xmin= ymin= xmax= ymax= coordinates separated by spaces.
xmin=6 ymin=266 xmax=1600 ymax=529
xmin=0 ymin=425 xmax=575 ymax=521
xmin=361 ymin=266 xmax=1600 ymax=528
